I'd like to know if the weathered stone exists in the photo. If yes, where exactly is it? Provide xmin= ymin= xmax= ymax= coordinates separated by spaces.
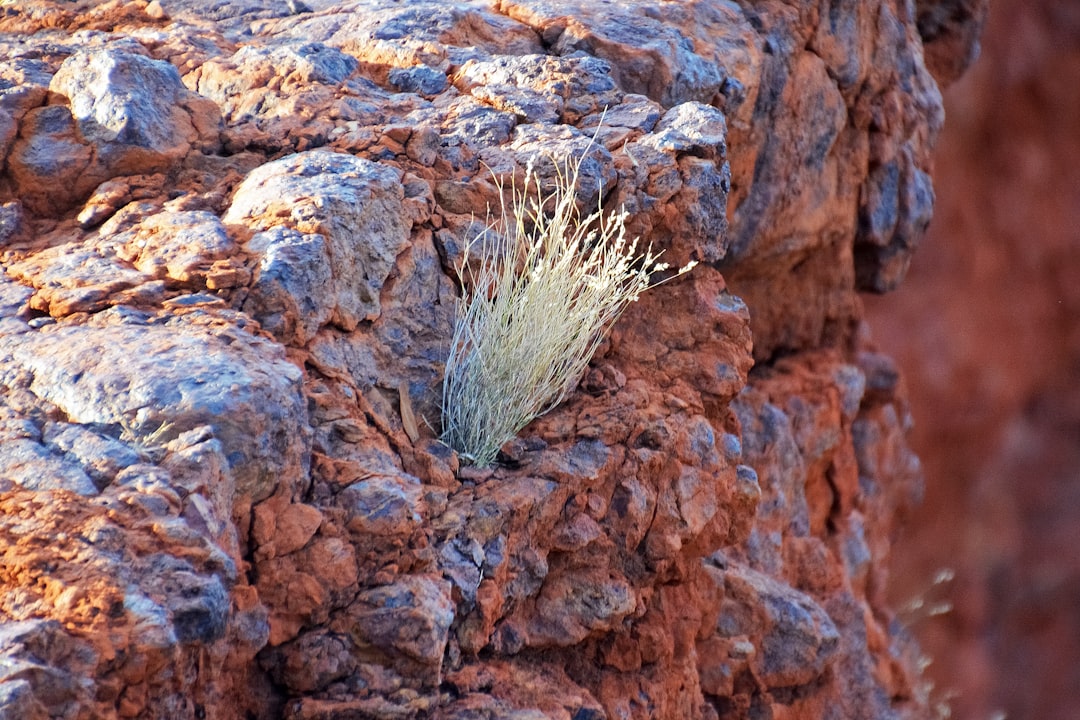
xmin=0 ymin=275 xmax=32 ymax=338
xmin=115 ymin=210 xmax=239 ymax=286
xmin=863 ymin=3 xmax=1080 ymax=713
xmin=1 ymin=312 xmax=308 ymax=503
xmin=456 ymin=52 xmax=621 ymax=123
xmin=348 ymin=574 xmax=454 ymax=683
xmin=224 ymin=150 xmax=410 ymax=329
xmin=269 ymin=0 xmax=544 ymax=65
xmin=7 ymin=48 xmax=221 ymax=214
xmin=499 ymin=0 xmax=748 ymax=108
xmin=0 ymin=439 xmax=97 ymax=495
xmin=526 ymin=566 xmax=637 ymax=646
xmin=388 ymin=65 xmax=448 ymax=95
xmin=639 ymin=101 xmax=727 ymax=157
xmin=4 ymin=239 xmax=153 ymax=317
xmin=0 ymin=679 xmax=48 ymax=720
xmin=76 ymin=174 xmax=167 ymax=229
xmin=254 ymin=497 xmax=324 ymax=558
xmin=718 ymin=563 xmax=840 ymax=688
xmin=187 ymin=42 xmax=358 ymax=147
xmin=437 ymin=95 xmax=518 ymax=171
xmin=338 ymin=474 xmax=424 ymax=536
xmin=0 ymin=621 xmax=96 ymax=719
xmin=7 ymin=105 xmax=95 ymax=214
xmin=242 ymin=227 xmax=334 ymax=345
xmin=50 ymin=48 xmax=221 ymax=167
xmin=856 ymin=150 xmax=937 ymax=292
xmin=507 ymin=123 xmax=616 ymax=207
xmin=0 ymin=479 xmax=255 ymax=717
xmin=42 ymin=422 xmax=142 ymax=489
xmin=0 ymin=58 xmax=52 ymax=168
xmin=0 ymin=202 xmax=22 ymax=248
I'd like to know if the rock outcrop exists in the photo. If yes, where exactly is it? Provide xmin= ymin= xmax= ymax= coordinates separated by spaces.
xmin=0 ymin=1 xmax=983 ymax=718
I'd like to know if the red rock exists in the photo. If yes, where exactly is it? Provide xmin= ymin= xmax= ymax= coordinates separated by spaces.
xmin=7 ymin=105 xmax=96 ymax=214
xmin=0 ymin=0 xmax=988 ymax=718
xmin=866 ymin=0 xmax=1080 ymax=717
xmin=266 ymin=501 xmax=324 ymax=558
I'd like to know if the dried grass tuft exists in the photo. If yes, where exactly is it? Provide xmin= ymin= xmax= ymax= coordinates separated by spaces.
xmin=440 ymin=149 xmax=695 ymax=467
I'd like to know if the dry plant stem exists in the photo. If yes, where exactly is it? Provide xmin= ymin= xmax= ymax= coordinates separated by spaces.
xmin=441 ymin=153 xmax=695 ymax=467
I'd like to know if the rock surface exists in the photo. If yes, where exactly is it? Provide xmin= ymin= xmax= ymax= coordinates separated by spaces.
xmin=0 ymin=0 xmax=983 ymax=718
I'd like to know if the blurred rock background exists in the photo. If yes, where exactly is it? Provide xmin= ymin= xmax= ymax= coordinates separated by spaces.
xmin=866 ymin=1 xmax=1080 ymax=718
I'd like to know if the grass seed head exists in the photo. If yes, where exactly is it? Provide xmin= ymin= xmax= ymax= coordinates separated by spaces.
xmin=441 ymin=144 xmax=696 ymax=467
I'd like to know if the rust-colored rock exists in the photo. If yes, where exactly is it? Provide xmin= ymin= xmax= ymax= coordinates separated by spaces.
xmin=0 ymin=0 xmax=988 ymax=718
xmin=868 ymin=1 xmax=1080 ymax=718
xmin=7 ymin=47 xmax=221 ymax=215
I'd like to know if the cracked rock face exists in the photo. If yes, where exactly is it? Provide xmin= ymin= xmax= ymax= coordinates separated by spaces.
xmin=8 ymin=47 xmax=221 ymax=214
xmin=0 ymin=0 xmax=983 ymax=719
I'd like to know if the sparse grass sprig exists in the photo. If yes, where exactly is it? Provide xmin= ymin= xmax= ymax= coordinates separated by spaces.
xmin=441 ymin=150 xmax=696 ymax=467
